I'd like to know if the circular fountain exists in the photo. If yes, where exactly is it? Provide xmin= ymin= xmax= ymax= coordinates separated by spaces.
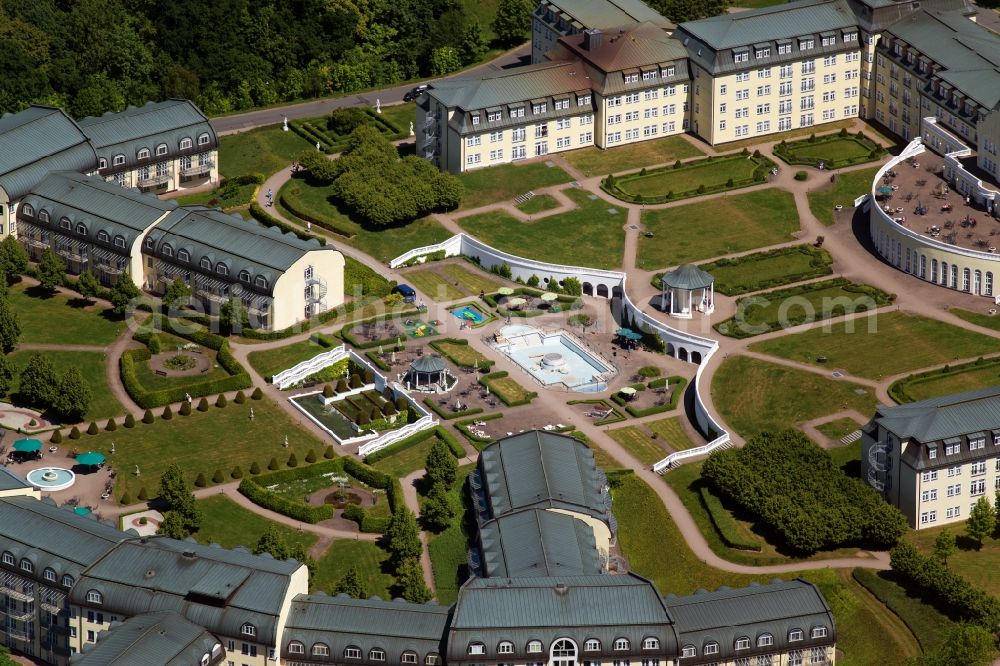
xmin=541 ymin=352 xmax=566 ymax=369
xmin=26 ymin=467 xmax=76 ymax=492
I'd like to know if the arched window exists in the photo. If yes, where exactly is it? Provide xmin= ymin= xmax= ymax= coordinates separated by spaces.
xmin=789 ymin=629 xmax=803 ymax=642
xmin=735 ymin=637 xmax=750 ymax=650
xmin=162 ymin=244 xmax=173 ymax=257
xmin=940 ymin=261 xmax=949 ymax=285
xmin=614 ymin=639 xmax=630 ymax=651
xmin=963 ymin=267 xmax=971 ymax=292
xmin=145 ymin=237 xmax=155 ymax=249
xmin=198 ymin=133 xmax=211 ymax=146
xmin=38 ymin=210 xmax=50 ymax=223
xmin=239 ymin=270 xmax=251 ymax=282
xmin=810 ymin=626 xmax=828 ymax=639
xmin=98 ymin=158 xmax=107 ymax=169
xmin=61 ymin=575 xmax=74 ymax=587
xmin=200 ymin=257 xmax=211 ymax=270
xmin=200 ymin=653 xmax=210 ymax=666
xmin=584 ymin=640 xmax=601 ymax=652
xmin=951 ymin=264 xmax=958 ymax=289
xmin=550 ymin=639 xmax=577 ymax=666
xmin=178 ymin=249 xmax=190 ymax=262
xmin=930 ymin=259 xmax=938 ymax=283
xmin=179 ymin=138 xmax=193 ymax=150
xmin=498 ymin=641 xmax=514 ymax=654
xmin=401 ymin=652 xmax=417 ymax=663
xmin=20 ymin=558 xmax=33 ymax=573
xmin=312 ymin=644 xmax=330 ymax=656
xmin=20 ymin=204 xmax=33 ymax=217
xmin=681 ymin=646 xmax=696 ymax=658
xmin=254 ymin=275 xmax=267 ymax=289
xmin=113 ymin=154 xmax=126 ymax=166
xmin=757 ymin=634 xmax=773 ymax=647
xmin=97 ymin=230 xmax=110 ymax=242
xmin=642 ymin=638 xmax=659 ymax=650
xmin=527 ymin=641 xmax=543 ymax=654
xmin=467 ymin=643 xmax=485 ymax=656
xmin=919 ymin=255 xmax=926 ymax=279
xmin=114 ymin=236 xmax=126 ymax=249
xmin=43 ymin=568 xmax=57 ymax=582
xmin=704 ymin=642 xmax=719 ymax=655
xmin=76 ymin=223 xmax=87 ymax=235
xmin=59 ymin=217 xmax=71 ymax=230
xmin=975 ymin=270 xmax=983 ymax=294
xmin=425 ymin=654 xmax=441 ymax=665
xmin=287 ymin=642 xmax=304 ymax=654
xmin=0 ymin=552 xmax=12 ymax=566
xmin=344 ymin=647 xmax=361 ymax=659
xmin=156 ymin=144 xmax=168 ymax=156
xmin=216 ymin=263 xmax=228 ymax=276
xmin=137 ymin=148 xmax=150 ymax=160
xmin=370 ymin=649 xmax=386 ymax=661
xmin=240 ymin=623 xmax=256 ymax=637
xmin=986 ymin=272 xmax=994 ymax=296
xmin=86 ymin=590 xmax=102 ymax=604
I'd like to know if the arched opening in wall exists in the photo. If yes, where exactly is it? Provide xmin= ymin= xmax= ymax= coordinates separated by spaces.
xmin=691 ymin=351 xmax=702 ymax=365
xmin=665 ymin=343 xmax=675 ymax=358
xmin=678 ymin=347 xmax=689 ymax=362
xmin=596 ymin=284 xmax=609 ymax=298
xmin=611 ymin=285 xmax=623 ymax=298
xmin=582 ymin=282 xmax=594 ymax=296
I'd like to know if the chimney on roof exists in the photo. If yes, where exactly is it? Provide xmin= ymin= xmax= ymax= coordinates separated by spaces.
xmin=583 ymin=28 xmax=602 ymax=51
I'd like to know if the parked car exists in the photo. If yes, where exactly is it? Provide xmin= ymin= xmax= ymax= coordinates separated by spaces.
xmin=403 ymin=84 xmax=430 ymax=102
xmin=395 ymin=284 xmax=417 ymax=303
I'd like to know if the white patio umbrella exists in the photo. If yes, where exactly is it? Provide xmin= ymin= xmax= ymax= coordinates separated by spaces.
xmin=507 ymin=297 xmax=527 ymax=308
xmin=498 ymin=287 xmax=514 ymax=295
xmin=540 ymin=292 xmax=558 ymax=302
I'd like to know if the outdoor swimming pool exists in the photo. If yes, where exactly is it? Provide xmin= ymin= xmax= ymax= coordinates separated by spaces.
xmin=450 ymin=306 xmax=486 ymax=325
xmin=493 ymin=325 xmax=615 ymax=392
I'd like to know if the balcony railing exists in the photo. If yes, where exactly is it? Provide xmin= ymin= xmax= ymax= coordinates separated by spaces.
xmin=138 ymin=172 xmax=172 ymax=187
xmin=1 ymin=606 xmax=34 ymax=621
xmin=180 ymin=161 xmax=213 ymax=176
xmin=196 ymin=288 xmax=228 ymax=304
xmin=55 ymin=248 xmax=87 ymax=263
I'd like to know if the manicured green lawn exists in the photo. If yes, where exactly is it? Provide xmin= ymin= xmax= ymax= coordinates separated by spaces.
xmin=777 ymin=135 xmax=877 ymax=166
xmin=712 ymin=355 xmax=876 ymax=437
xmin=950 ymin=307 xmax=1000 ymax=332
xmin=428 ymin=466 xmax=473 ymax=604
xmin=371 ymin=434 xmax=443 ymax=478
xmin=517 ymin=193 xmax=561 ymax=214
xmin=132 ymin=333 xmax=232 ymax=392
xmin=430 ymin=340 xmax=491 ymax=368
xmin=637 ymin=189 xmax=798 ymax=268
xmin=92 ymin=398 xmax=326 ymax=500
xmin=8 ymin=350 xmax=121 ymax=422
xmin=817 ymin=417 xmax=863 ymax=441
xmin=171 ymin=182 xmax=257 ymax=209
xmin=248 ymin=338 xmax=332 ymax=380
xmin=311 ymin=540 xmax=395 ymax=598
xmin=618 ymin=155 xmax=759 ymax=198
xmin=458 ymin=189 xmax=625 ymax=269
xmin=647 ymin=416 xmax=698 ymax=450
xmin=851 ymin=568 xmax=956 ymax=655
xmin=458 ymin=162 xmax=573 ymax=210
xmin=562 ymin=136 xmax=704 ymax=177
xmin=193 ymin=495 xmax=317 ymax=553
xmin=891 ymin=359 xmax=1000 ymax=403
xmin=439 ymin=264 xmax=501 ymax=295
xmin=715 ymin=279 xmax=892 ymax=338
xmin=807 ymin=166 xmax=881 ymax=226
xmin=219 ymin=125 xmax=312 ymax=178
xmin=608 ymin=426 xmax=668 ymax=466
xmin=405 ymin=269 xmax=464 ymax=302
xmin=907 ymin=526 xmax=1000 ymax=600
xmin=699 ymin=245 xmax=833 ymax=296
xmin=278 ymin=179 xmax=453 ymax=264
xmin=749 ymin=311 xmax=1000 ymax=379
xmin=11 ymin=283 xmax=124 ymax=346
xmin=481 ymin=375 xmax=534 ymax=405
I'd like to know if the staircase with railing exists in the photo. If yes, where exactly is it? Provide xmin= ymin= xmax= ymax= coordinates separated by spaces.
xmin=305 ymin=275 xmax=328 ymax=316
xmin=867 ymin=440 xmax=889 ymax=492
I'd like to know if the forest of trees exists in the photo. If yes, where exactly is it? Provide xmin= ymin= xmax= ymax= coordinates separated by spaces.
xmin=0 ymin=0 xmax=728 ymax=119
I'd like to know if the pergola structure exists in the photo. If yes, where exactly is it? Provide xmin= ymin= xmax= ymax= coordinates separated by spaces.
xmin=404 ymin=356 xmax=455 ymax=392
xmin=661 ymin=264 xmax=714 ymax=319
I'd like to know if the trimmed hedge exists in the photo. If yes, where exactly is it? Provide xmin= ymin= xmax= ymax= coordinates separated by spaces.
xmin=774 ymin=133 xmax=885 ymax=169
xmin=364 ymin=426 xmax=463 ymax=464
xmin=610 ymin=376 xmax=687 ymax=417
xmin=698 ymin=244 xmax=835 ymax=296
xmin=566 ymin=399 xmax=626 ymax=426
xmin=478 ymin=371 xmax=537 ymax=407
xmin=121 ymin=317 xmax=251 ymax=408
xmin=249 ymin=202 xmax=326 ymax=245
xmin=889 ymin=357 xmax=1000 ymax=405
xmin=341 ymin=503 xmax=389 ymax=533
xmin=699 ymin=486 xmax=762 ymax=551
xmin=237 ymin=459 xmax=345 ymax=523
xmin=281 ymin=185 xmax=356 ymax=238
xmin=422 ymin=398 xmax=484 ymax=421
xmin=602 ymin=153 xmax=776 ymax=204
xmin=337 ymin=312 xmax=423 ymax=349
xmin=343 ymin=458 xmax=404 ymax=513
xmin=365 ymin=351 xmax=391 ymax=371
xmin=429 ymin=338 xmax=495 ymax=369
xmin=455 ymin=412 xmax=505 ymax=446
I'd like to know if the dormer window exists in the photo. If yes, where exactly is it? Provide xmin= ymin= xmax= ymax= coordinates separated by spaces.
xmin=578 ymin=94 xmax=591 ymax=106
xmin=19 ymin=558 xmax=32 ymax=573
xmin=43 ymin=568 xmax=56 ymax=582
xmin=704 ymin=642 xmax=719 ymax=655
xmin=401 ymin=653 xmax=417 ymax=663
xmin=313 ymin=644 xmax=330 ymax=656
xmin=345 ymin=647 xmax=362 ymax=659
xmin=735 ymin=637 xmax=750 ymax=650
xmin=162 ymin=244 xmax=173 ymax=257
xmin=76 ymin=223 xmax=87 ymax=235
xmin=200 ymin=257 xmax=211 ymax=270
xmin=239 ymin=270 xmax=251 ymax=282
xmin=789 ymin=629 xmax=803 ymax=642
xmin=734 ymin=50 xmax=749 ymax=63
xmin=20 ymin=204 xmax=33 ymax=217
xmin=527 ymin=641 xmax=543 ymax=654
xmin=821 ymin=35 xmax=835 ymax=46
xmin=778 ymin=42 xmax=791 ymax=54
xmin=488 ymin=111 xmax=501 ymax=122
xmin=86 ymin=590 xmax=102 ymax=604
xmin=681 ymin=646 xmax=696 ymax=658
xmin=97 ymin=230 xmax=110 ymax=242
xmin=425 ymin=655 xmax=440 ymax=665
xmin=216 ymin=263 xmax=228 ymax=276
xmin=59 ymin=216 xmax=70 ymax=230
xmin=178 ymin=249 xmax=190 ymax=262
xmin=800 ymin=38 xmax=814 ymax=50
xmin=98 ymin=158 xmax=107 ymax=169
xmin=532 ymin=103 xmax=547 ymax=114
xmin=757 ymin=634 xmax=773 ymax=647
xmin=156 ymin=144 xmax=168 ymax=156
xmin=241 ymin=623 xmax=256 ymax=637
xmin=614 ymin=639 xmax=630 ymax=651
xmin=468 ymin=643 xmax=485 ymax=656
xmin=755 ymin=47 xmax=769 ymax=59
xmin=927 ymin=445 xmax=937 ymax=459
xmin=1 ymin=552 xmax=12 ymax=566
xmin=61 ymin=575 xmax=74 ymax=587
xmin=113 ymin=155 xmax=126 ymax=166
xmin=255 ymin=276 xmax=267 ymax=289
xmin=624 ymin=73 xmax=639 ymax=83
xmin=946 ymin=440 xmax=960 ymax=456
xmin=642 ymin=70 xmax=657 ymax=80
xmin=584 ymin=640 xmax=600 ymax=652
xmin=137 ymin=148 xmax=150 ymax=160
xmin=38 ymin=210 xmax=50 ymax=223
xmin=180 ymin=138 xmax=193 ymax=150
xmin=642 ymin=638 xmax=659 ymax=650
xmin=970 ymin=436 xmax=986 ymax=451
xmin=472 ymin=114 xmax=480 ymax=125
xmin=498 ymin=642 xmax=514 ymax=654
xmin=811 ymin=627 xmax=828 ymax=639
xmin=288 ymin=642 xmax=304 ymax=654
xmin=844 ymin=31 xmax=857 ymax=42
xmin=145 ymin=237 xmax=154 ymax=250
xmin=198 ymin=133 xmax=210 ymax=146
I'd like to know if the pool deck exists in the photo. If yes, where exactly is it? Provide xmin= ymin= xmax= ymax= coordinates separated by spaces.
xmin=490 ymin=325 xmax=617 ymax=391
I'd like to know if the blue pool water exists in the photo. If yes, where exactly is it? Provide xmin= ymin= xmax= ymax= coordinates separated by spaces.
xmin=451 ymin=306 xmax=486 ymax=325
xmin=495 ymin=325 xmax=614 ymax=391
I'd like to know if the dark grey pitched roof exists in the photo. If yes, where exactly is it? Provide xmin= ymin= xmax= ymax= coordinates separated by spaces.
xmin=147 ymin=207 xmax=329 ymax=295
xmin=540 ymin=0 xmax=672 ymax=31
xmin=448 ymin=574 xmax=678 ymax=662
xmin=69 ymin=537 xmax=302 ymax=646
xmin=477 ymin=509 xmax=602 ymax=578
xmin=0 ymin=106 xmax=97 ymax=200
xmin=411 ymin=356 xmax=446 ymax=373
xmin=479 ymin=431 xmax=609 ymax=523
xmin=0 ymin=466 xmax=31 ymax=492
xmin=429 ymin=61 xmax=592 ymax=114
xmin=663 ymin=579 xmax=835 ymax=662
xmin=283 ymin=594 xmax=451 ymax=663
xmin=20 ymin=172 xmax=174 ymax=248
xmin=663 ymin=264 xmax=714 ymax=290
xmin=875 ymin=385 xmax=1000 ymax=443
xmin=71 ymin=611 xmax=223 ymax=666
xmin=78 ymin=99 xmax=216 ymax=168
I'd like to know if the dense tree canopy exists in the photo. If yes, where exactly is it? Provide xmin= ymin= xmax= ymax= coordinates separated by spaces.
xmin=702 ymin=430 xmax=908 ymax=553
xmin=0 ymin=0 xmax=508 ymax=116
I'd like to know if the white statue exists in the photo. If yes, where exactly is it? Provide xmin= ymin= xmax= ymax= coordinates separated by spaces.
xmin=283 ymin=116 xmax=289 ymax=132
xmin=249 ymin=407 xmax=255 ymax=421
xmin=376 ymin=99 xmax=382 ymax=114
xmin=283 ymin=435 xmax=289 ymax=448
xmin=316 ymin=141 xmax=321 ymax=151
xmin=409 ymin=121 xmax=414 ymax=136
xmin=110 ymin=442 xmax=116 ymax=455
xmin=134 ymin=465 xmax=140 ymax=477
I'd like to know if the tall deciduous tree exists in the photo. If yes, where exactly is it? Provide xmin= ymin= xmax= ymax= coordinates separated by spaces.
xmin=335 ymin=566 xmax=368 ymax=599
xmin=110 ymin=275 xmax=141 ymax=316
xmin=162 ymin=277 xmax=191 ymax=310
xmin=384 ymin=508 xmax=422 ymax=566
xmin=76 ymin=271 xmax=101 ymax=301
xmin=395 ymin=557 xmax=431 ymax=603
xmin=0 ymin=296 xmax=21 ymax=353
xmin=52 ymin=367 xmax=91 ymax=422
xmin=492 ymin=0 xmax=533 ymax=45
xmin=254 ymin=526 xmax=290 ymax=560
xmin=36 ymin=248 xmax=65 ymax=292
xmin=0 ymin=236 xmax=28 ymax=277
xmin=967 ymin=497 xmax=995 ymax=549
xmin=933 ymin=530 xmax=957 ymax=564
xmin=17 ymin=353 xmax=58 ymax=408
xmin=424 ymin=440 xmax=457 ymax=488
xmin=420 ymin=482 xmax=454 ymax=532
xmin=156 ymin=464 xmax=201 ymax=538
xmin=0 ymin=356 xmax=14 ymax=396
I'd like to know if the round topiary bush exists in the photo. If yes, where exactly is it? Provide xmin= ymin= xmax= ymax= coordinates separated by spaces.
xmin=87 ymin=421 xmax=99 ymax=435
xmin=162 ymin=405 xmax=173 ymax=420
xmin=287 ymin=453 xmax=298 ymax=468
xmin=137 ymin=487 xmax=149 ymax=501
xmin=323 ymin=384 xmax=334 ymax=398
xmin=216 ymin=394 xmax=228 ymax=408
xmin=195 ymin=473 xmax=208 ymax=487
xmin=696 ymin=184 xmax=706 ymax=194
xmin=138 ymin=516 xmax=147 ymax=525
xmin=120 ymin=491 xmax=132 ymax=505
xmin=363 ymin=369 xmax=374 ymax=383
xmin=50 ymin=430 xmax=63 ymax=444
xmin=323 ymin=445 xmax=335 ymax=459
xmin=725 ymin=178 xmax=734 ymax=187
xmin=637 ymin=366 xmax=660 ymax=378
xmin=395 ymin=396 xmax=408 ymax=411
xmin=349 ymin=375 xmax=362 ymax=389
xmin=148 ymin=334 xmax=161 ymax=354
xmin=673 ymin=160 xmax=681 ymax=169
xmin=234 ymin=391 xmax=246 ymax=404
xmin=795 ymin=171 xmax=808 ymax=181
xmin=231 ymin=466 xmax=243 ymax=479
xmin=250 ymin=461 xmax=261 ymax=475
xmin=179 ymin=401 xmax=191 ymax=416
xmin=142 ymin=409 xmax=155 ymax=424
xmin=212 ymin=469 xmax=225 ymax=484
xmin=251 ymin=387 xmax=263 ymax=400
xmin=336 ymin=379 xmax=348 ymax=393
xmin=268 ymin=457 xmax=279 ymax=471
xmin=305 ymin=449 xmax=317 ymax=463
xmin=124 ymin=413 xmax=136 ymax=428
xmin=69 ymin=427 xmax=80 ymax=440
xmin=197 ymin=398 xmax=209 ymax=412
xmin=105 ymin=418 xmax=117 ymax=432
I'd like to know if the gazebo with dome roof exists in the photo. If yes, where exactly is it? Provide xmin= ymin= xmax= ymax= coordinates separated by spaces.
xmin=402 ymin=355 xmax=456 ymax=392
xmin=661 ymin=264 xmax=714 ymax=318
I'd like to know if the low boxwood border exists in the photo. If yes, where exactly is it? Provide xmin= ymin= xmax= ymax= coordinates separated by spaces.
xmin=455 ymin=412 xmax=505 ymax=447
xmin=773 ymin=130 xmax=885 ymax=169
xmin=478 ymin=371 xmax=537 ymax=407
xmin=429 ymin=338 xmax=496 ymax=369
xmin=423 ymin=398 xmax=484 ymax=421
xmin=364 ymin=425 xmax=463 ymax=464
xmin=237 ymin=459 xmax=345 ymax=524
xmin=280 ymin=184 xmax=357 ymax=239
xmin=249 ymin=202 xmax=326 ymax=245
xmin=566 ymin=399 xmax=626 ymax=426
xmin=698 ymin=244 xmax=834 ymax=296
xmin=713 ymin=278 xmax=895 ymax=339
xmin=889 ymin=356 xmax=1000 ymax=404
xmin=699 ymin=486 xmax=762 ymax=551
xmin=610 ymin=376 xmax=687 ymax=417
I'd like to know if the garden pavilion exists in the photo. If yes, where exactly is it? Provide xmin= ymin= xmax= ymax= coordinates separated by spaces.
xmin=661 ymin=264 xmax=714 ymax=318
xmin=403 ymin=356 xmax=455 ymax=392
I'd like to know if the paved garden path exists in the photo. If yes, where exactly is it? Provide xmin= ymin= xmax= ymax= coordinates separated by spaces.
xmin=400 ymin=469 xmax=437 ymax=596
xmin=798 ymin=410 xmax=870 ymax=450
